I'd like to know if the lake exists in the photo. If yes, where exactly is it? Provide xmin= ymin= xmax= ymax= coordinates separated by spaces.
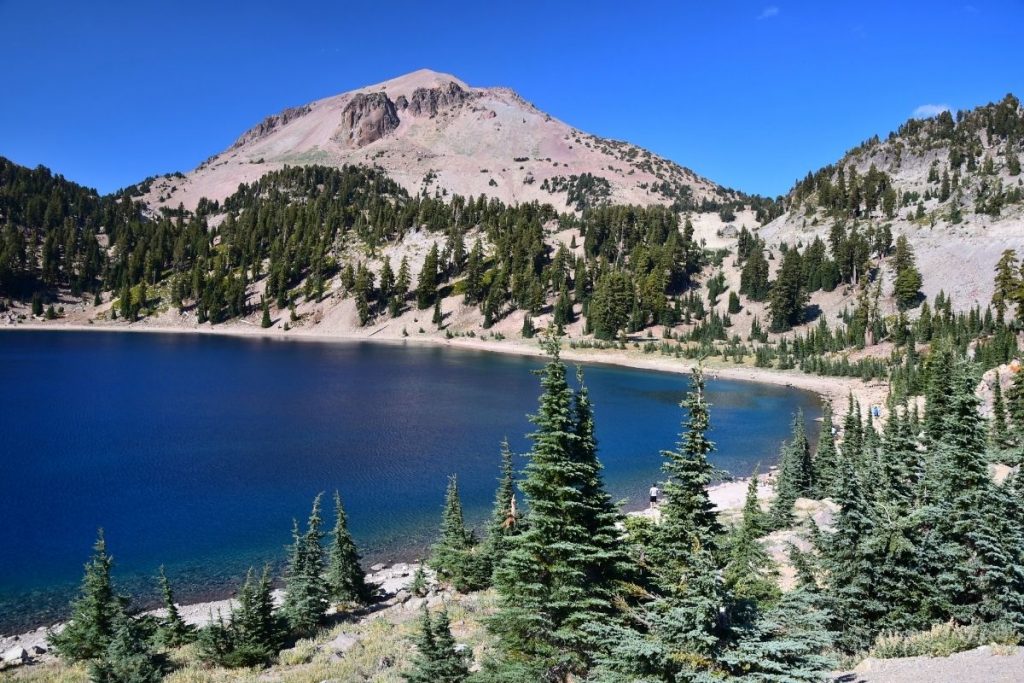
xmin=0 ymin=330 xmax=820 ymax=632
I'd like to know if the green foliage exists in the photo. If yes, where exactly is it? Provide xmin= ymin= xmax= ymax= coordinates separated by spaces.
xmin=155 ymin=566 xmax=194 ymax=648
xmin=403 ymin=606 xmax=470 ymax=683
xmin=282 ymin=493 xmax=329 ymax=635
xmin=655 ymin=365 xmax=724 ymax=573
xmin=430 ymin=475 xmax=480 ymax=592
xmin=768 ymin=248 xmax=808 ymax=332
xmin=89 ymin=611 xmax=166 ymax=683
xmin=50 ymin=530 xmax=128 ymax=662
xmin=197 ymin=566 xmax=285 ymax=668
xmin=489 ymin=339 xmax=629 ymax=677
xmin=770 ymin=410 xmax=814 ymax=528
xmin=326 ymin=490 xmax=370 ymax=605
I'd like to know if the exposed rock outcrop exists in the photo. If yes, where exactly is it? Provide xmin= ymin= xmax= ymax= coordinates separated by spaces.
xmin=231 ymin=105 xmax=312 ymax=149
xmin=337 ymin=92 xmax=400 ymax=147
xmin=408 ymin=82 xmax=471 ymax=117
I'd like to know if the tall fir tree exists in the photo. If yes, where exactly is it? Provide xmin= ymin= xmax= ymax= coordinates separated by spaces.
xmin=326 ymin=491 xmax=369 ymax=605
xmin=282 ymin=494 xmax=328 ymax=635
xmin=156 ymin=566 xmax=194 ymax=648
xmin=813 ymin=401 xmax=840 ymax=498
xmin=770 ymin=410 xmax=814 ymax=528
xmin=654 ymin=365 xmax=724 ymax=575
xmin=488 ymin=339 xmax=627 ymax=680
xmin=430 ymin=475 xmax=477 ymax=591
xmin=50 ymin=529 xmax=128 ymax=662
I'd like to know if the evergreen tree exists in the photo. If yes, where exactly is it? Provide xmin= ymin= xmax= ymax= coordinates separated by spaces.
xmin=197 ymin=566 xmax=284 ymax=668
xmin=476 ymin=439 xmax=519 ymax=586
xmin=991 ymin=249 xmax=1019 ymax=323
xmin=990 ymin=372 xmax=1011 ymax=449
xmin=417 ymin=243 xmax=440 ymax=310
xmin=724 ymin=472 xmax=778 ymax=604
xmin=768 ymin=247 xmax=808 ymax=332
xmin=1006 ymin=363 xmax=1024 ymax=439
xmin=892 ymin=235 xmax=923 ymax=310
xmin=404 ymin=606 xmax=470 ymax=683
xmin=156 ymin=566 xmax=194 ymax=648
xmin=771 ymin=410 xmax=814 ymax=528
xmin=654 ymin=365 xmax=724 ymax=573
xmin=260 ymin=296 xmax=272 ymax=328
xmin=813 ymin=401 xmax=840 ymax=498
xmin=430 ymin=475 xmax=477 ymax=591
xmin=488 ymin=339 xmax=627 ymax=679
xmin=326 ymin=491 xmax=369 ymax=605
xmin=282 ymin=494 xmax=328 ymax=635
xmin=50 ymin=530 xmax=128 ymax=662
xmin=89 ymin=611 xmax=166 ymax=683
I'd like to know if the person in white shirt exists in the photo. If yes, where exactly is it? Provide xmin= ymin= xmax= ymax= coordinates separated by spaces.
xmin=649 ymin=483 xmax=659 ymax=508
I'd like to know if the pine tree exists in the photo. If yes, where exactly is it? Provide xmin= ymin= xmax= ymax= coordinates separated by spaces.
xmin=655 ymin=365 xmax=724 ymax=574
xmin=282 ymin=494 xmax=328 ymax=635
xmin=770 ymin=410 xmax=814 ymax=528
xmin=260 ymin=296 xmax=272 ymax=328
xmin=432 ymin=297 xmax=443 ymax=328
xmin=198 ymin=566 xmax=284 ymax=668
xmin=50 ymin=530 xmax=128 ymax=662
xmin=892 ymin=235 xmax=923 ymax=310
xmin=476 ymin=439 xmax=519 ymax=586
xmin=813 ymin=401 xmax=840 ymax=497
xmin=156 ymin=566 xmax=194 ymax=648
xmin=724 ymin=472 xmax=778 ymax=604
xmin=1006 ymin=365 xmax=1024 ymax=439
xmin=89 ymin=611 xmax=166 ymax=683
xmin=768 ymin=247 xmax=808 ymax=332
xmin=430 ymin=475 xmax=476 ymax=591
xmin=417 ymin=243 xmax=440 ymax=310
xmin=404 ymin=606 xmax=470 ymax=683
xmin=326 ymin=491 xmax=369 ymax=605
xmin=990 ymin=372 xmax=1011 ymax=449
xmin=489 ymin=339 xmax=627 ymax=678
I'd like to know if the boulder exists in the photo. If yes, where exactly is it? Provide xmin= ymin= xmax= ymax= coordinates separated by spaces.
xmin=2 ymin=646 xmax=29 ymax=665
xmin=327 ymin=632 xmax=359 ymax=655
xmin=370 ymin=563 xmax=386 ymax=572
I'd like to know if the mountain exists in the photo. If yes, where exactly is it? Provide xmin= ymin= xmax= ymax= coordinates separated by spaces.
xmin=760 ymin=94 xmax=1024 ymax=308
xmin=137 ymin=69 xmax=739 ymax=214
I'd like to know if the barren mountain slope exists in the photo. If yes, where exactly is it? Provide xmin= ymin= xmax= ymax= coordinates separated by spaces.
xmin=140 ymin=69 xmax=734 ymax=213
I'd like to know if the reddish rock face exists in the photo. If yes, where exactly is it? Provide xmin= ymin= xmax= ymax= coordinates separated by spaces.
xmin=407 ymin=82 xmax=471 ymax=118
xmin=337 ymin=92 xmax=400 ymax=147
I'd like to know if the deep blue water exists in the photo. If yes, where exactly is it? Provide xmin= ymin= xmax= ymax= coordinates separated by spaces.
xmin=0 ymin=331 xmax=819 ymax=632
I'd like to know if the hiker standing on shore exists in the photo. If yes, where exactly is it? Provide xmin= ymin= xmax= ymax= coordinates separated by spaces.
xmin=649 ymin=483 xmax=659 ymax=508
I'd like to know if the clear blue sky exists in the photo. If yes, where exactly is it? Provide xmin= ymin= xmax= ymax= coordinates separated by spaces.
xmin=2 ymin=0 xmax=1022 ymax=197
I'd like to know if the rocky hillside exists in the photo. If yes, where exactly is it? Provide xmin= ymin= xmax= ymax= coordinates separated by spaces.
xmin=759 ymin=94 xmax=1024 ymax=311
xmin=138 ymin=69 xmax=740 ymax=214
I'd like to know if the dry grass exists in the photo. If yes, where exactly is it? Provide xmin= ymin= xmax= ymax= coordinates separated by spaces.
xmin=5 ymin=594 xmax=496 ymax=683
